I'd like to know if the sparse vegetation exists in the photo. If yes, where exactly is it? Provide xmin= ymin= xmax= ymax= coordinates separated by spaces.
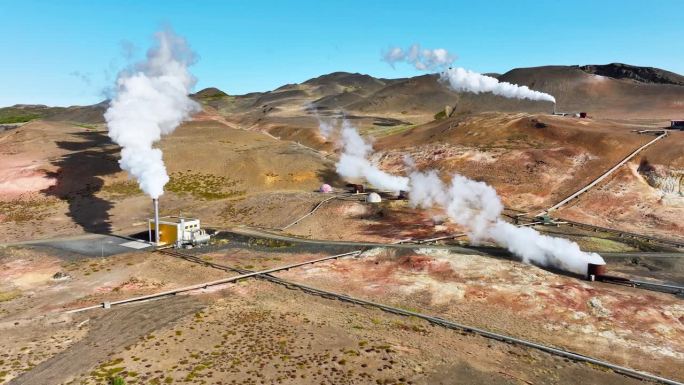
xmin=0 ymin=198 xmax=58 ymax=223
xmin=361 ymin=124 xmax=414 ymax=138
xmin=0 ymin=290 xmax=21 ymax=302
xmin=0 ymin=110 xmax=40 ymax=124
xmin=166 ymin=171 xmax=245 ymax=200
xmin=218 ymin=199 xmax=257 ymax=222
xmin=74 ymin=122 xmax=99 ymax=130
xmin=101 ymin=181 xmax=142 ymax=198
xmin=247 ymin=237 xmax=294 ymax=248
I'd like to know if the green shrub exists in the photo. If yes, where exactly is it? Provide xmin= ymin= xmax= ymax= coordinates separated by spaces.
xmin=110 ymin=376 xmax=125 ymax=385
xmin=0 ymin=113 xmax=40 ymax=124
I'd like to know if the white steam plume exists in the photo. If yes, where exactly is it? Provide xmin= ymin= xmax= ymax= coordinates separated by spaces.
xmin=336 ymin=120 xmax=409 ymax=192
xmin=318 ymin=118 xmax=603 ymax=275
xmin=408 ymin=168 xmax=604 ymax=275
xmin=441 ymin=67 xmax=556 ymax=103
xmin=383 ymin=44 xmax=456 ymax=71
xmin=105 ymin=29 xmax=200 ymax=199
xmin=488 ymin=221 xmax=604 ymax=276
xmin=307 ymin=103 xmax=337 ymax=140
xmin=408 ymin=170 xmax=502 ymax=242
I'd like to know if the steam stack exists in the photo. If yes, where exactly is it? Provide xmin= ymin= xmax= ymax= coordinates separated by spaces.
xmin=153 ymin=198 xmax=160 ymax=245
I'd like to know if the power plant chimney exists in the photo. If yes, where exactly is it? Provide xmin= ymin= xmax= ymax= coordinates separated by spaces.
xmin=153 ymin=198 xmax=160 ymax=246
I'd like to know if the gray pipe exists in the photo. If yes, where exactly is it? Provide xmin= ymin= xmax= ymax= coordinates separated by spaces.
xmin=153 ymin=198 xmax=160 ymax=245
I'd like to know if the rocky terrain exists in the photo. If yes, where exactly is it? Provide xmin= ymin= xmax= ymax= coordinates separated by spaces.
xmin=1 ymin=63 xmax=683 ymax=384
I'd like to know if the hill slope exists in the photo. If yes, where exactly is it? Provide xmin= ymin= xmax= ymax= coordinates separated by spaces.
xmin=499 ymin=64 xmax=684 ymax=118
xmin=4 ymin=63 xmax=682 ymax=127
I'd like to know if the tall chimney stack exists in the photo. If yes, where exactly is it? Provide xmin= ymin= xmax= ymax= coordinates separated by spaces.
xmin=153 ymin=198 xmax=160 ymax=246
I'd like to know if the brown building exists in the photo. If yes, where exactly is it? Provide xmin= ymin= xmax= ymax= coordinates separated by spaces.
xmin=671 ymin=120 xmax=684 ymax=130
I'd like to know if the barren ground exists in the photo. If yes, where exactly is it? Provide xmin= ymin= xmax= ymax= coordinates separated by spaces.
xmin=1 ymin=92 xmax=683 ymax=385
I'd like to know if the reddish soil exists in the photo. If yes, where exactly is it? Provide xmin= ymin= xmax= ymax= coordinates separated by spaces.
xmin=275 ymin=248 xmax=684 ymax=380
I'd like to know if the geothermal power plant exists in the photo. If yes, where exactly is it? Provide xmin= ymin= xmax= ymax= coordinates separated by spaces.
xmin=2 ymin=16 xmax=684 ymax=385
xmin=84 ymin=37 xmax=682 ymax=385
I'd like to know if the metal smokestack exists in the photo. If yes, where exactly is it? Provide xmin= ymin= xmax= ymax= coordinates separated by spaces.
xmin=153 ymin=198 xmax=160 ymax=246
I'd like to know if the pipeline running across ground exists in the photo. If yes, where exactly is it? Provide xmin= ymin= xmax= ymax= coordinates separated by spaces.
xmin=231 ymin=226 xmax=684 ymax=297
xmin=54 ymin=243 xmax=684 ymax=384
xmin=51 ymin=228 xmax=681 ymax=380
xmin=280 ymin=192 xmax=360 ymax=231
xmin=149 ymin=248 xmax=682 ymax=385
xmin=64 ymin=248 xmax=363 ymax=314
xmin=538 ymin=131 xmax=668 ymax=216
xmin=553 ymin=218 xmax=684 ymax=249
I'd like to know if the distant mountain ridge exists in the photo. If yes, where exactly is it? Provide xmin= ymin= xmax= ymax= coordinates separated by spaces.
xmin=2 ymin=63 xmax=683 ymax=125
xmin=578 ymin=63 xmax=684 ymax=86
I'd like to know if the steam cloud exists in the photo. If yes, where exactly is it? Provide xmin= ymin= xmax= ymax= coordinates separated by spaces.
xmin=381 ymin=45 xmax=556 ymax=103
xmin=408 ymin=168 xmax=604 ymax=275
xmin=319 ymin=119 xmax=604 ymax=275
xmin=105 ymin=29 xmax=200 ymax=199
xmin=441 ymin=67 xmax=556 ymax=103
xmin=383 ymin=44 xmax=456 ymax=71
xmin=336 ymin=120 xmax=409 ymax=192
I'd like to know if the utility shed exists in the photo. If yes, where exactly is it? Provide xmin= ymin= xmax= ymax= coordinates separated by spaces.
xmin=671 ymin=120 xmax=684 ymax=130
xmin=148 ymin=217 xmax=210 ymax=247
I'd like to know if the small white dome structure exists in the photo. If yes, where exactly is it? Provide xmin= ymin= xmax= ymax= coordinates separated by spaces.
xmin=366 ymin=192 xmax=382 ymax=203
xmin=319 ymin=183 xmax=332 ymax=193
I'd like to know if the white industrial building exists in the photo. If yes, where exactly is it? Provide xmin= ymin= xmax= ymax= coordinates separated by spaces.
xmin=148 ymin=216 xmax=211 ymax=248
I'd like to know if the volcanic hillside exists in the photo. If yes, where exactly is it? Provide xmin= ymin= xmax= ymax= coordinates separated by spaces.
xmin=500 ymin=63 xmax=684 ymax=118
xmin=1 ymin=63 xmax=683 ymax=241
xmin=3 ymin=62 xmax=683 ymax=129
xmin=190 ymin=63 xmax=684 ymax=127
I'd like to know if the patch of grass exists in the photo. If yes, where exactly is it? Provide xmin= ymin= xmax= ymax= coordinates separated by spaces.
xmin=580 ymin=237 xmax=635 ymax=252
xmin=434 ymin=109 xmax=447 ymax=120
xmin=166 ymin=171 xmax=245 ymax=200
xmin=91 ymin=360 xmax=127 ymax=380
xmin=0 ymin=291 xmax=21 ymax=302
xmin=218 ymin=199 xmax=256 ymax=222
xmin=101 ymin=181 xmax=142 ymax=198
xmin=361 ymin=124 xmax=415 ymax=138
xmin=247 ymin=237 xmax=294 ymax=248
xmin=74 ymin=122 xmax=99 ymax=130
xmin=0 ymin=112 xmax=40 ymax=124
xmin=0 ymin=198 xmax=58 ymax=223
xmin=398 ymin=305 xmax=420 ymax=313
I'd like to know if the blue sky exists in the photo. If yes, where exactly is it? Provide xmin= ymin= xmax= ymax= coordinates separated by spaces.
xmin=1 ymin=0 xmax=682 ymax=107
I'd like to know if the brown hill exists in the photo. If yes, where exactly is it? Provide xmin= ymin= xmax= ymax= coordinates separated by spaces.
xmin=499 ymin=65 xmax=684 ymax=118
xmin=0 ymin=102 xmax=107 ymax=125
xmin=195 ymin=63 xmax=684 ymax=128
xmin=3 ymin=63 xmax=683 ymax=128
xmin=579 ymin=63 xmax=684 ymax=86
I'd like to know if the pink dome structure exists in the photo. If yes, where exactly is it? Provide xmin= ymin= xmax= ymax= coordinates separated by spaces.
xmin=319 ymin=184 xmax=333 ymax=193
